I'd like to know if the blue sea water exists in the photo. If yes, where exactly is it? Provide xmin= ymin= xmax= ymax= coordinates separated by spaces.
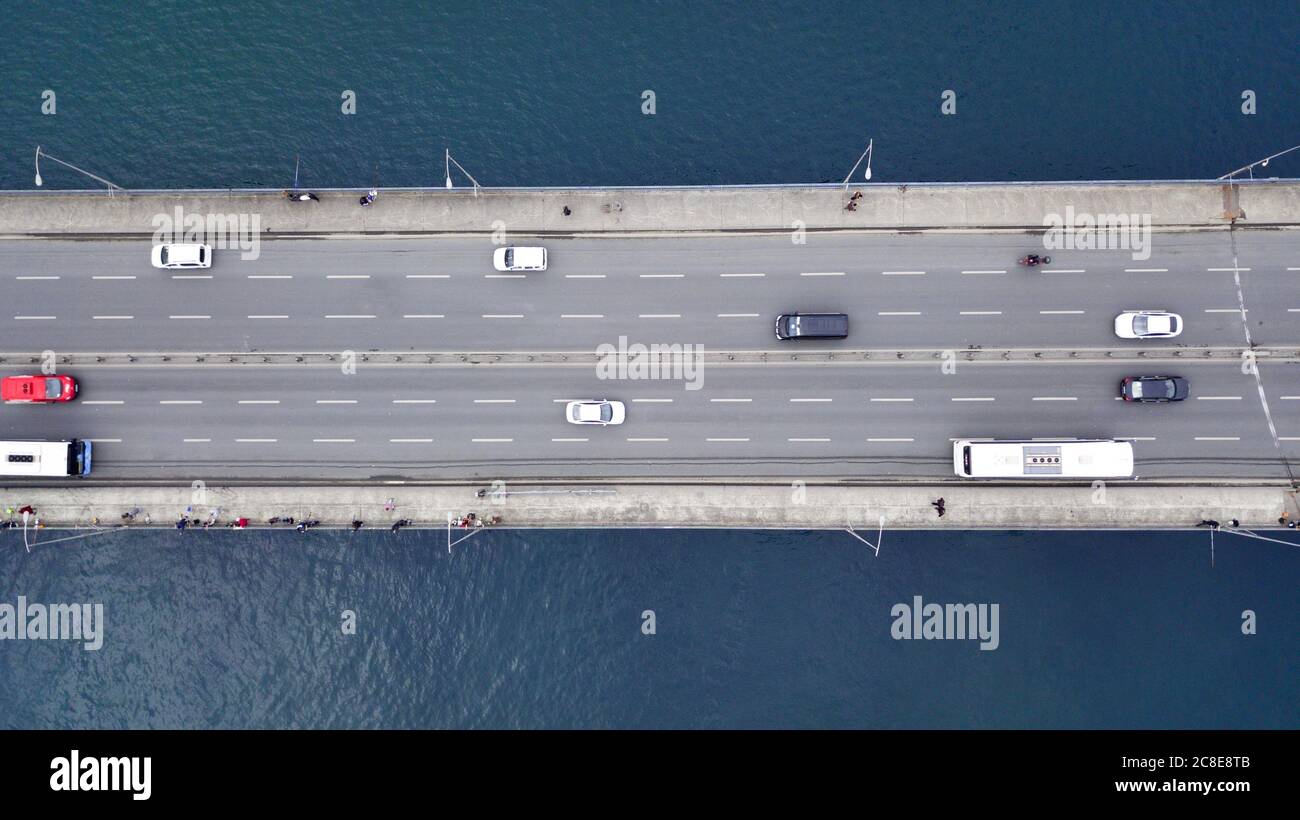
xmin=0 ymin=2 xmax=1298 ymax=728
xmin=2 ymin=0 xmax=1299 ymax=189
xmin=1 ymin=527 xmax=1296 ymax=729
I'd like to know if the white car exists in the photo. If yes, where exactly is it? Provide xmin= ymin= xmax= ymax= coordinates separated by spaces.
xmin=151 ymin=243 xmax=212 ymax=269
xmin=1114 ymin=310 xmax=1182 ymax=339
xmin=565 ymin=400 xmax=626 ymax=426
xmin=493 ymin=246 xmax=547 ymax=271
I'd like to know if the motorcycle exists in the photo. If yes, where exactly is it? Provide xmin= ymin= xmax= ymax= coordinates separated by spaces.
xmin=1018 ymin=254 xmax=1052 ymax=267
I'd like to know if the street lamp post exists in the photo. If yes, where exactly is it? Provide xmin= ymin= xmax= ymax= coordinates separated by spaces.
xmin=1218 ymin=142 xmax=1300 ymax=181
xmin=842 ymin=138 xmax=874 ymax=191
xmin=34 ymin=146 xmax=124 ymax=195
xmin=444 ymin=149 xmax=482 ymax=196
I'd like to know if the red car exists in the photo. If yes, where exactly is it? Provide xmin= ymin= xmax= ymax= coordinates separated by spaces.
xmin=1 ymin=374 xmax=79 ymax=403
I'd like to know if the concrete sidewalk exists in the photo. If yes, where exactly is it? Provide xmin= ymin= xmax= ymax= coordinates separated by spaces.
xmin=3 ymin=483 xmax=1295 ymax=531
xmin=1 ymin=180 xmax=1297 ymax=237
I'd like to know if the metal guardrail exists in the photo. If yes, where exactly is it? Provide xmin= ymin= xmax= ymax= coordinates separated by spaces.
xmin=1 ymin=178 xmax=1297 ymax=196
xmin=0 ymin=347 xmax=1290 ymax=367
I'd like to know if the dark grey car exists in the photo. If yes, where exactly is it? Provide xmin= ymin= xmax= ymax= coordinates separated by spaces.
xmin=775 ymin=312 xmax=849 ymax=340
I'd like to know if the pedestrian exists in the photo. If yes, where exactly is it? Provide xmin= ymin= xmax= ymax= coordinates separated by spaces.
xmin=268 ymin=516 xmax=282 ymax=524
xmin=384 ymin=498 xmax=396 ymax=512
xmin=562 ymin=205 xmax=572 ymax=216
xmin=234 ymin=517 xmax=249 ymax=529
xmin=1196 ymin=519 xmax=1220 ymax=529
xmin=931 ymin=498 xmax=946 ymax=518
xmin=296 ymin=522 xmax=307 ymax=533
xmin=1279 ymin=511 xmax=1290 ymax=526
xmin=18 ymin=505 xmax=34 ymax=515
xmin=176 ymin=518 xmax=187 ymax=531
xmin=285 ymin=517 xmax=295 ymax=526
xmin=1229 ymin=518 xmax=1240 ymax=528
xmin=351 ymin=519 xmax=363 ymax=532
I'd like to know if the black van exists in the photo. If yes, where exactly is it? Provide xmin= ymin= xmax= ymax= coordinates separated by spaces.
xmin=775 ymin=312 xmax=849 ymax=340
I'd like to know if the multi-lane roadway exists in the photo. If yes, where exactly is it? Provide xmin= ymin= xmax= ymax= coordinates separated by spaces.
xmin=2 ymin=231 xmax=1298 ymax=480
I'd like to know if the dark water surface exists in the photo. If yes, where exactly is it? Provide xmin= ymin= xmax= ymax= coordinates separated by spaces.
xmin=1 ymin=528 xmax=1295 ymax=728
xmin=3 ymin=1 xmax=1299 ymax=189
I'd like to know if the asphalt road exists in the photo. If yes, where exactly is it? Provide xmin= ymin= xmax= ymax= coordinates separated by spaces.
xmin=2 ymin=230 xmax=1299 ymax=480
xmin=2 ymin=361 xmax=1297 ymax=481
xmin=2 ymin=231 xmax=1298 ymax=353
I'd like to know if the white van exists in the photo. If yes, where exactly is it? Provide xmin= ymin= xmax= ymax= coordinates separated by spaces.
xmin=493 ymin=246 xmax=547 ymax=271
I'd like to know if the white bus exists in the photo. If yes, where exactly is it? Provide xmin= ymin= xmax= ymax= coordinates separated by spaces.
xmin=0 ymin=439 xmax=93 ymax=477
xmin=953 ymin=439 xmax=1133 ymax=479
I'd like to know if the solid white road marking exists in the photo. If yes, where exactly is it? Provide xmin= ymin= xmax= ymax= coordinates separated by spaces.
xmin=707 ymin=437 xmax=750 ymax=442
xmin=183 ymin=438 xmax=212 ymax=443
xmin=870 ymin=398 xmax=914 ymax=402
xmin=951 ymin=397 xmax=995 ymax=402
xmin=159 ymin=400 xmax=202 ymax=405
xmin=238 ymin=400 xmax=280 ymax=405
xmin=248 ymin=274 xmax=293 ymax=279
xmin=1194 ymin=437 xmax=1240 ymax=441
xmin=316 ymin=400 xmax=358 ymax=404
xmin=881 ymin=271 xmax=925 ymax=276
xmin=640 ymin=274 xmax=684 ymax=278
xmin=392 ymin=399 xmax=437 ymax=404
xmin=1040 ymin=310 xmax=1085 ymax=314
xmin=720 ymin=273 xmax=765 ymax=278
xmin=248 ymin=315 xmax=289 ymax=319
xmin=389 ymin=438 xmax=434 ymax=443
xmin=93 ymin=315 xmax=133 ymax=320
xmin=867 ymin=437 xmax=914 ymax=442
xmin=82 ymin=400 xmax=124 ymax=405
xmin=717 ymin=313 xmax=760 ymax=318
xmin=961 ymin=270 xmax=1005 ymax=275
xmin=93 ymin=275 xmax=136 ymax=280
xmin=561 ymin=314 xmax=604 ymax=319
xmin=86 ymin=438 xmax=121 ymax=443
xmin=960 ymin=310 xmax=1002 ymax=315
xmin=1196 ymin=396 xmax=1243 ymax=401
xmin=16 ymin=275 xmax=59 ymax=280
xmin=631 ymin=398 xmax=673 ymax=403
xmin=235 ymin=438 xmax=277 ymax=443
xmin=406 ymin=274 xmax=450 ymax=279
xmin=710 ymin=398 xmax=752 ymax=402
xmin=790 ymin=398 xmax=832 ymax=402
xmin=801 ymin=271 xmax=844 ymax=277
xmin=472 ymin=438 xmax=514 ymax=443
xmin=482 ymin=314 xmax=524 ymax=319
xmin=638 ymin=314 xmax=681 ymax=318
xmin=14 ymin=315 xmax=56 ymax=320
xmin=878 ymin=311 xmax=922 ymax=316
xmin=1207 ymin=267 xmax=1249 ymax=272
xmin=565 ymin=274 xmax=606 ymax=279
xmin=171 ymin=274 xmax=213 ymax=279
xmin=1032 ymin=397 xmax=1077 ymax=401
xmin=474 ymin=399 xmax=516 ymax=404
xmin=403 ymin=314 xmax=445 ymax=319
xmin=1125 ymin=268 xmax=1168 ymax=272
xmin=551 ymin=437 xmax=588 ymax=442
xmin=1205 ymin=308 xmax=1246 ymax=313
xmin=788 ymin=437 xmax=830 ymax=442
xmin=627 ymin=437 xmax=668 ymax=442
xmin=325 ymin=314 xmax=377 ymax=319
xmin=327 ymin=274 xmax=371 ymax=279
xmin=313 ymin=438 xmax=356 ymax=443
xmin=169 ymin=315 xmax=211 ymax=319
